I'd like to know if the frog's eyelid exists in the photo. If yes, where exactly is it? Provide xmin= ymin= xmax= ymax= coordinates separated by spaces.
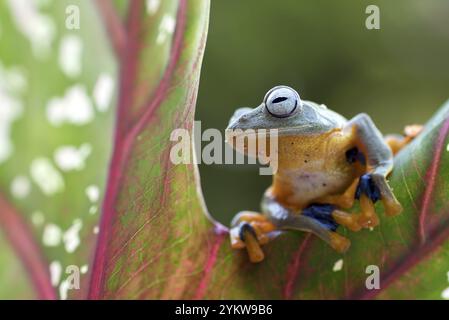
xmin=264 ymin=86 xmax=301 ymax=118
xmin=263 ymin=85 xmax=298 ymax=103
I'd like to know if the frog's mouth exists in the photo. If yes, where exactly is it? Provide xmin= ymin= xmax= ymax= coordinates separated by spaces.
xmin=225 ymin=125 xmax=315 ymax=141
xmin=224 ymin=128 xmax=277 ymax=157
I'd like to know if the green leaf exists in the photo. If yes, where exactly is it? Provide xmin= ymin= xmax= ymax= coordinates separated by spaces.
xmin=0 ymin=0 xmax=116 ymax=299
xmin=2 ymin=0 xmax=449 ymax=300
xmin=88 ymin=0 xmax=213 ymax=299
xmin=87 ymin=0 xmax=449 ymax=301
xmin=94 ymin=84 xmax=449 ymax=299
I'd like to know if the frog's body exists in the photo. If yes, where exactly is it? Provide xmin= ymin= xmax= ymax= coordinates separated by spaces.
xmin=227 ymin=86 xmax=421 ymax=263
xmin=273 ymin=132 xmax=356 ymax=209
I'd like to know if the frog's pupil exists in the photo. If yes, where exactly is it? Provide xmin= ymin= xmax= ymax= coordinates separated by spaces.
xmin=272 ymin=97 xmax=288 ymax=104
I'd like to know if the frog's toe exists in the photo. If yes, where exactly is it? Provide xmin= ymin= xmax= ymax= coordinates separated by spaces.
xmin=332 ymin=210 xmax=362 ymax=232
xmin=234 ymin=222 xmax=265 ymax=263
xmin=358 ymin=212 xmax=380 ymax=228
xmin=357 ymin=193 xmax=380 ymax=228
xmin=369 ymin=174 xmax=403 ymax=217
xmin=329 ymin=232 xmax=351 ymax=253
xmin=382 ymin=197 xmax=403 ymax=217
xmin=355 ymin=174 xmax=381 ymax=203
xmin=230 ymin=226 xmax=246 ymax=249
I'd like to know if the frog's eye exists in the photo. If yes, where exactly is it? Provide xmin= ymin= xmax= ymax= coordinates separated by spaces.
xmin=264 ymin=86 xmax=302 ymax=118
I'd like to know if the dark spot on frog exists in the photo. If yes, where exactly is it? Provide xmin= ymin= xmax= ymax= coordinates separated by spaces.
xmin=345 ymin=147 xmax=366 ymax=165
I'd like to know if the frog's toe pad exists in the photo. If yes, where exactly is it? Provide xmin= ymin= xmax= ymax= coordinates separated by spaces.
xmin=355 ymin=174 xmax=381 ymax=202
xmin=358 ymin=214 xmax=380 ymax=228
xmin=329 ymin=232 xmax=351 ymax=253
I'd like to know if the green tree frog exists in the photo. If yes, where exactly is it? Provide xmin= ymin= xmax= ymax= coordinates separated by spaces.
xmin=226 ymin=85 xmax=421 ymax=263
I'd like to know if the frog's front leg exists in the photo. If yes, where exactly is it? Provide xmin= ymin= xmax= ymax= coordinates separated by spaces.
xmin=385 ymin=124 xmax=423 ymax=155
xmin=346 ymin=114 xmax=403 ymax=226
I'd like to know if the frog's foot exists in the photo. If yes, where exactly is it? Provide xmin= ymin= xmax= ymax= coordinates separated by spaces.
xmin=404 ymin=124 xmax=423 ymax=139
xmin=385 ymin=124 xmax=423 ymax=155
xmin=230 ymin=212 xmax=277 ymax=263
xmin=358 ymin=194 xmax=380 ymax=228
xmin=331 ymin=209 xmax=362 ymax=232
xmin=355 ymin=174 xmax=381 ymax=228
xmin=301 ymin=204 xmax=351 ymax=252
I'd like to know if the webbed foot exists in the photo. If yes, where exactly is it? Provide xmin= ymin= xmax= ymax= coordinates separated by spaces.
xmin=355 ymin=174 xmax=381 ymax=228
xmin=229 ymin=212 xmax=277 ymax=263
xmin=355 ymin=173 xmax=402 ymax=228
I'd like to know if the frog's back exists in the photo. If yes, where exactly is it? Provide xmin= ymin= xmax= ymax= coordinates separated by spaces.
xmin=304 ymin=101 xmax=347 ymax=131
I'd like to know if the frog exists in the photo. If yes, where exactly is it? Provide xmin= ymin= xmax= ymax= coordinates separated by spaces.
xmin=225 ymin=85 xmax=422 ymax=263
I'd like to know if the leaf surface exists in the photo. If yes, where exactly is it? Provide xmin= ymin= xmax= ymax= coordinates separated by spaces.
xmin=89 ymin=0 xmax=449 ymax=299
xmin=2 ymin=0 xmax=449 ymax=300
xmin=94 ymin=82 xmax=449 ymax=299
xmin=0 ymin=0 xmax=116 ymax=299
xmin=89 ymin=0 xmax=214 ymax=299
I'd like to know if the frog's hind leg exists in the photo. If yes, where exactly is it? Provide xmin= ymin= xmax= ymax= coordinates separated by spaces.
xmin=279 ymin=211 xmax=351 ymax=253
xmin=328 ymin=175 xmax=381 ymax=229
xmin=230 ymin=200 xmax=353 ymax=263
xmin=263 ymin=200 xmax=351 ymax=253
xmin=316 ymin=179 xmax=362 ymax=231
xmin=385 ymin=124 xmax=423 ymax=155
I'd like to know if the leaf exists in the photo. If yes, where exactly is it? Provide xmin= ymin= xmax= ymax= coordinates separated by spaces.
xmin=86 ymin=0 xmax=449 ymax=301
xmin=210 ymin=101 xmax=449 ymax=300
xmin=0 ymin=0 xmax=116 ymax=299
xmin=88 ymin=0 xmax=213 ymax=299
xmin=2 ymin=0 xmax=449 ymax=300
xmin=95 ymin=88 xmax=449 ymax=299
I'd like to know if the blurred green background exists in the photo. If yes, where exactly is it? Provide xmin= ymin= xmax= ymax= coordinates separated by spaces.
xmin=196 ymin=0 xmax=449 ymax=225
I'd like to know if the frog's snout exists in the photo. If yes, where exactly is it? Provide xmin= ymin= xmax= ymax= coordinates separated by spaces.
xmin=227 ymin=107 xmax=253 ymax=130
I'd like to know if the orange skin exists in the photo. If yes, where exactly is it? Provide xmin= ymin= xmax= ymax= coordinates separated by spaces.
xmin=272 ymin=131 xmax=359 ymax=210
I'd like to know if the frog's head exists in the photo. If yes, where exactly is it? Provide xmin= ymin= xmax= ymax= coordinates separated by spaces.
xmin=225 ymin=85 xmax=344 ymax=159
xmin=226 ymin=85 xmax=339 ymax=136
